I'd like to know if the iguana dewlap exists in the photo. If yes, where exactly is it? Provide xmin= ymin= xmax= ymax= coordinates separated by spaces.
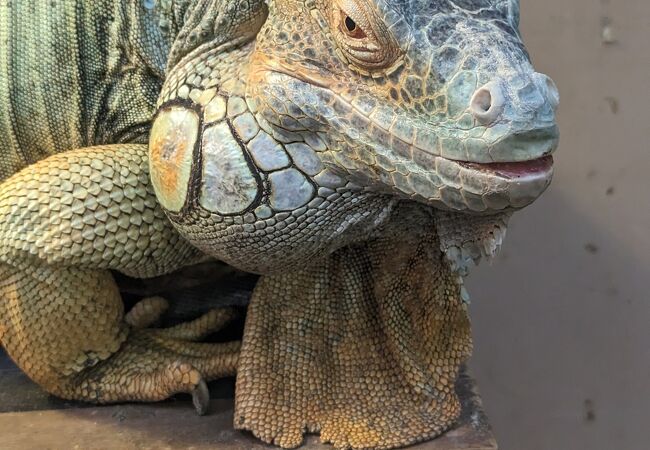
xmin=0 ymin=1 xmax=558 ymax=449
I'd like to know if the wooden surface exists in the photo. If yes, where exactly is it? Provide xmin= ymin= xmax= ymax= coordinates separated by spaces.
xmin=0 ymin=354 xmax=497 ymax=450
xmin=0 ymin=267 xmax=497 ymax=449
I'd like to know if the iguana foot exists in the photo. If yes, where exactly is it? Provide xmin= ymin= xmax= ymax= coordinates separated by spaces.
xmin=71 ymin=305 xmax=240 ymax=414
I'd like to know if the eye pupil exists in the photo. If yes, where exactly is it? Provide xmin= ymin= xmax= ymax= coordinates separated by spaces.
xmin=339 ymin=11 xmax=367 ymax=39
xmin=344 ymin=16 xmax=357 ymax=32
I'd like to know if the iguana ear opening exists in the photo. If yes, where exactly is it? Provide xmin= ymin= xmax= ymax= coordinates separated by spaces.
xmin=434 ymin=210 xmax=512 ymax=278
xmin=166 ymin=0 xmax=268 ymax=73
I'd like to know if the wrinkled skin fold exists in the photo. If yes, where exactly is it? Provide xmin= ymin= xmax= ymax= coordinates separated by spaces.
xmin=0 ymin=0 xmax=557 ymax=449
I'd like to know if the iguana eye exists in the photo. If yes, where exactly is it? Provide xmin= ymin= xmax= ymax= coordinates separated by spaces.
xmin=341 ymin=12 xmax=367 ymax=39
xmin=331 ymin=0 xmax=402 ymax=73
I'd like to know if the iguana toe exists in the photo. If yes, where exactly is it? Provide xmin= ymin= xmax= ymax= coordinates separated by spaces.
xmin=124 ymin=297 xmax=170 ymax=329
xmin=156 ymin=307 xmax=239 ymax=341
xmin=70 ymin=328 xmax=241 ymax=408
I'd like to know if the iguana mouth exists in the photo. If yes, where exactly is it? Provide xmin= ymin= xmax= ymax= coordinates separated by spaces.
xmin=456 ymin=155 xmax=554 ymax=180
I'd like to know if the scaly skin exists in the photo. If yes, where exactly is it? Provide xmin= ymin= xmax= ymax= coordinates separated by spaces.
xmin=0 ymin=0 xmax=173 ymax=180
xmin=0 ymin=0 xmax=558 ymax=449
xmin=0 ymin=1 xmax=240 ymax=412
xmin=149 ymin=0 xmax=559 ymax=448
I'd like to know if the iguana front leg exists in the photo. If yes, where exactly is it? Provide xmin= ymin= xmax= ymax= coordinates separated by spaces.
xmin=235 ymin=204 xmax=471 ymax=449
xmin=0 ymin=144 xmax=238 ymax=411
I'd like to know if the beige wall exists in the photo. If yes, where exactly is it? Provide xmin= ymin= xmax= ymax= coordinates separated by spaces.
xmin=467 ymin=1 xmax=650 ymax=449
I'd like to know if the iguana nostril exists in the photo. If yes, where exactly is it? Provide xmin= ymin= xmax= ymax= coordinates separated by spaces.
xmin=470 ymin=82 xmax=504 ymax=125
xmin=473 ymin=88 xmax=491 ymax=112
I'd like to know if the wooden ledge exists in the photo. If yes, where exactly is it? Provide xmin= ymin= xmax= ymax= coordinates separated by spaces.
xmin=0 ymin=355 xmax=497 ymax=450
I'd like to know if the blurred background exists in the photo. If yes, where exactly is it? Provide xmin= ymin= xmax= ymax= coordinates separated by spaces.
xmin=467 ymin=1 xmax=650 ymax=449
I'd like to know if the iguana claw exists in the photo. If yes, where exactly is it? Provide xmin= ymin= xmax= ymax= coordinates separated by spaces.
xmin=192 ymin=378 xmax=211 ymax=416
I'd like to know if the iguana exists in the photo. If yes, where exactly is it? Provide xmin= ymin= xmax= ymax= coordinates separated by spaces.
xmin=0 ymin=0 xmax=559 ymax=449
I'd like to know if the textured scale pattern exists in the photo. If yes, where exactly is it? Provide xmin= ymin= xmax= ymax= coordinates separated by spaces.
xmin=0 ymin=144 xmax=239 ymax=408
xmin=236 ymin=204 xmax=472 ymax=449
xmin=0 ymin=0 xmax=557 ymax=449
xmin=148 ymin=1 xmax=556 ymax=447
xmin=0 ymin=0 xmax=171 ymax=181
xmin=0 ymin=145 xmax=197 ymax=276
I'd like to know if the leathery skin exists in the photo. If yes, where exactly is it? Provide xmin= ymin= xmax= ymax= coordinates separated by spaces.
xmin=0 ymin=0 xmax=558 ymax=449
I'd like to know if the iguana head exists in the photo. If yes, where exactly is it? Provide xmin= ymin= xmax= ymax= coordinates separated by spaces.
xmin=149 ymin=0 xmax=559 ymax=272
xmin=245 ymin=0 xmax=558 ymax=211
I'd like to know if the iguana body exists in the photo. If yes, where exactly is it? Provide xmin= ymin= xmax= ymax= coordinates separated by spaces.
xmin=0 ymin=1 xmax=559 ymax=449
xmin=0 ymin=0 xmax=237 ymax=409
xmin=0 ymin=1 xmax=169 ymax=178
